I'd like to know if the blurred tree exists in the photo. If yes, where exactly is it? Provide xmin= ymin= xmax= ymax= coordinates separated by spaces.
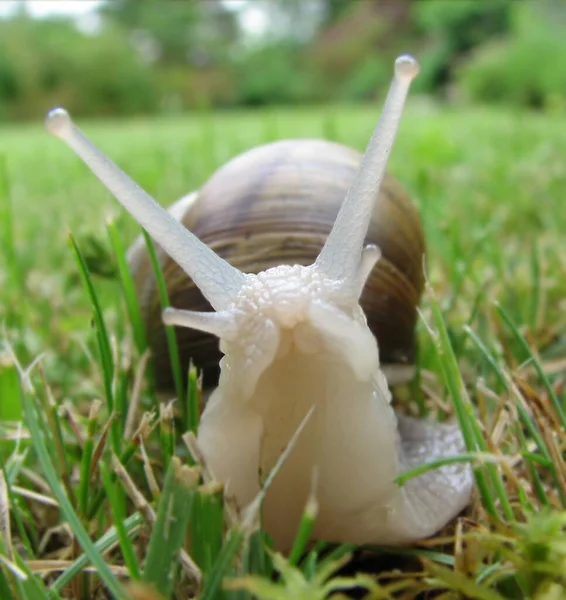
xmin=412 ymin=0 xmax=514 ymax=92
xmin=0 ymin=0 xmax=560 ymax=119
xmin=320 ymin=0 xmax=352 ymax=25
xmin=306 ymin=0 xmax=520 ymax=98
xmin=228 ymin=0 xmax=324 ymax=106
xmin=305 ymin=0 xmax=413 ymax=101
xmin=0 ymin=13 xmax=157 ymax=119
xmin=100 ymin=0 xmax=240 ymax=110
xmin=234 ymin=40 xmax=311 ymax=106
xmin=238 ymin=0 xmax=325 ymax=44
xmin=456 ymin=0 xmax=566 ymax=109
xmin=100 ymin=0 xmax=239 ymax=66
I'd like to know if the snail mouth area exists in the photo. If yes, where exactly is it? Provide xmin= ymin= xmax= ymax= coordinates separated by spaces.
xmin=271 ymin=301 xmax=381 ymax=381
xmin=246 ymin=333 xmax=400 ymax=550
xmin=222 ymin=300 xmax=380 ymax=404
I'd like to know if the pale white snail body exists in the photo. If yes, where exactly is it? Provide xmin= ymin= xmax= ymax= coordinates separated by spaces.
xmin=46 ymin=55 xmax=473 ymax=551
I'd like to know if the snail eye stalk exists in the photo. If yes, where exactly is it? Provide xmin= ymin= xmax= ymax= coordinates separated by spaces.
xmin=45 ymin=108 xmax=245 ymax=312
xmin=316 ymin=55 xmax=419 ymax=284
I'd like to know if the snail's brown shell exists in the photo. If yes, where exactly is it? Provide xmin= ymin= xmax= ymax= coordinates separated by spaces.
xmin=128 ymin=139 xmax=425 ymax=390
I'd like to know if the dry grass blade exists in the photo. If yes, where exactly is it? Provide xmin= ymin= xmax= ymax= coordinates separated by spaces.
xmin=111 ymin=454 xmax=156 ymax=526
xmin=0 ymin=470 xmax=13 ymax=561
xmin=0 ymin=554 xmax=26 ymax=580
xmin=0 ymin=423 xmax=30 ymax=441
xmin=89 ymin=412 xmax=116 ymax=480
xmin=11 ymin=486 xmax=58 ymax=508
xmin=422 ymin=557 xmax=507 ymax=600
xmin=27 ymin=559 xmax=129 ymax=578
xmin=125 ymin=348 xmax=152 ymax=440
xmin=139 ymin=440 xmax=160 ymax=500
xmin=125 ymin=581 xmax=167 ymax=600
xmin=59 ymin=401 xmax=85 ymax=447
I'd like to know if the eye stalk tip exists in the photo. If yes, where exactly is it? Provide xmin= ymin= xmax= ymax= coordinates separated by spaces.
xmin=364 ymin=244 xmax=381 ymax=260
xmin=395 ymin=54 xmax=420 ymax=81
xmin=45 ymin=107 xmax=73 ymax=138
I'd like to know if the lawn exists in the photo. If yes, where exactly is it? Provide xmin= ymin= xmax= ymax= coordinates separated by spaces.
xmin=0 ymin=101 xmax=565 ymax=599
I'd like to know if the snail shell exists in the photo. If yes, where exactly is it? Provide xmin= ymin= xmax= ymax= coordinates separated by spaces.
xmin=127 ymin=139 xmax=425 ymax=390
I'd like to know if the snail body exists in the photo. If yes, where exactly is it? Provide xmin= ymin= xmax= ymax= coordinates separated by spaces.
xmin=127 ymin=138 xmax=425 ymax=390
xmin=47 ymin=55 xmax=473 ymax=551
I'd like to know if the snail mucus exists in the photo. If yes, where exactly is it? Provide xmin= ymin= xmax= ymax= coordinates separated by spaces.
xmin=47 ymin=55 xmax=474 ymax=551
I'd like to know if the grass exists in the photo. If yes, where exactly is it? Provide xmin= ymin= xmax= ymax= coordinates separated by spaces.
xmin=0 ymin=99 xmax=565 ymax=599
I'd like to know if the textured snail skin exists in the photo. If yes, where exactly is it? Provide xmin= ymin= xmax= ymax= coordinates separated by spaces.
xmin=45 ymin=55 xmax=474 ymax=552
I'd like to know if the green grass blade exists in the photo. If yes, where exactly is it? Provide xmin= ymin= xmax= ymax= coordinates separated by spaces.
xmin=142 ymin=457 xmax=199 ymax=597
xmin=395 ymin=452 xmax=505 ymax=487
xmin=464 ymin=324 xmax=558 ymax=508
xmin=190 ymin=483 xmax=224 ymax=573
xmin=242 ymin=531 xmax=273 ymax=581
xmin=19 ymin=381 xmax=127 ymax=599
xmin=78 ymin=401 xmax=100 ymax=517
xmin=186 ymin=362 xmax=200 ymax=435
xmin=426 ymin=286 xmax=498 ymax=517
xmin=301 ymin=549 xmax=319 ymax=580
xmin=495 ymin=302 xmax=566 ymax=428
xmin=0 ymin=567 xmax=16 ymax=600
xmin=115 ymin=370 xmax=130 ymax=433
xmin=315 ymin=543 xmax=356 ymax=575
xmin=0 ymin=355 xmax=22 ymax=421
xmin=15 ymin=570 xmax=52 ymax=600
xmin=142 ymin=230 xmax=185 ymax=412
xmin=519 ymin=434 xmax=551 ymax=508
xmin=373 ymin=545 xmax=456 ymax=566
xmin=51 ymin=512 xmax=144 ymax=593
xmin=200 ymin=528 xmax=245 ymax=600
xmin=99 ymin=461 xmax=141 ymax=580
xmin=288 ymin=491 xmax=318 ymax=566
xmin=37 ymin=371 xmax=74 ymax=504
xmin=107 ymin=218 xmax=149 ymax=358
xmin=68 ymin=232 xmax=120 ymax=453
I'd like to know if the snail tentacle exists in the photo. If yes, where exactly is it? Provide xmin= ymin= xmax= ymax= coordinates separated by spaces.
xmin=349 ymin=244 xmax=382 ymax=301
xmin=316 ymin=54 xmax=419 ymax=283
xmin=162 ymin=307 xmax=238 ymax=340
xmin=45 ymin=108 xmax=245 ymax=312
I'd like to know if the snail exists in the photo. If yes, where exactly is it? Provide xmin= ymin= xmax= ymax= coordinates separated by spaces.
xmin=46 ymin=55 xmax=474 ymax=551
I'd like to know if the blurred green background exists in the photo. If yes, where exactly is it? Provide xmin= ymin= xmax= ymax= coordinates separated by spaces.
xmin=1 ymin=0 xmax=565 ymax=121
